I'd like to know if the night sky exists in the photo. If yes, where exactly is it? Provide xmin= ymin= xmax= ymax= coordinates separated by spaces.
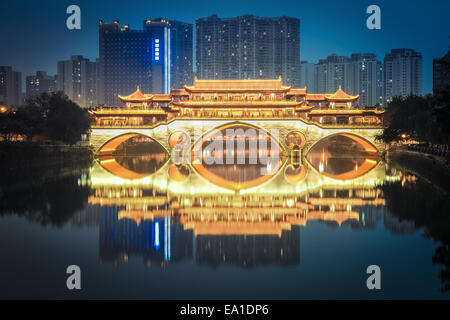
xmin=0 ymin=0 xmax=448 ymax=94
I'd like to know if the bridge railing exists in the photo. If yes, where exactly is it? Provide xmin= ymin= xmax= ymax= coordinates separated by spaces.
xmin=91 ymin=116 xmax=383 ymax=130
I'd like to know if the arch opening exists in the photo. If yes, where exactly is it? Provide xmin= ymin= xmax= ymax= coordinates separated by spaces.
xmin=306 ymin=133 xmax=379 ymax=180
xmin=191 ymin=122 xmax=285 ymax=190
xmin=97 ymin=133 xmax=169 ymax=180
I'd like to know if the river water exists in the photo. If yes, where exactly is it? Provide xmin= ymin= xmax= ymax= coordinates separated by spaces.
xmin=0 ymin=135 xmax=449 ymax=299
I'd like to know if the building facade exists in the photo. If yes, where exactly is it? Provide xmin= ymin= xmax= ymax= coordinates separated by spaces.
xmin=433 ymin=50 xmax=450 ymax=93
xmin=98 ymin=18 xmax=193 ymax=107
xmin=57 ymin=55 xmax=97 ymax=108
xmin=169 ymin=20 xmax=194 ymax=90
xmin=90 ymin=77 xmax=383 ymax=128
xmin=0 ymin=66 xmax=22 ymax=106
xmin=314 ymin=54 xmax=351 ymax=95
xmin=26 ymin=71 xmax=56 ymax=99
xmin=195 ymin=15 xmax=300 ymax=87
xmin=348 ymin=54 xmax=383 ymax=107
xmin=300 ymin=61 xmax=316 ymax=93
xmin=384 ymin=49 xmax=422 ymax=105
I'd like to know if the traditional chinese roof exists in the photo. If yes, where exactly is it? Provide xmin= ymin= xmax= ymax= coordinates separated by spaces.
xmin=287 ymin=88 xmax=307 ymax=96
xmin=151 ymin=94 xmax=172 ymax=102
xmin=118 ymin=86 xmax=153 ymax=102
xmin=306 ymin=94 xmax=327 ymax=101
xmin=170 ymin=88 xmax=189 ymax=96
xmin=325 ymin=85 xmax=359 ymax=102
xmin=184 ymin=76 xmax=291 ymax=92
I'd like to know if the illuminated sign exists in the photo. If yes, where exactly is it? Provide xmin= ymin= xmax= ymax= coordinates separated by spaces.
xmin=154 ymin=39 xmax=160 ymax=61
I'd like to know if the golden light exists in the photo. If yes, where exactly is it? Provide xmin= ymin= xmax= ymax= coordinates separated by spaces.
xmin=0 ymin=106 xmax=7 ymax=113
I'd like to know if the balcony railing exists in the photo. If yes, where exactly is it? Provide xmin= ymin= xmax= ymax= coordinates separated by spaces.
xmin=91 ymin=114 xmax=384 ymax=130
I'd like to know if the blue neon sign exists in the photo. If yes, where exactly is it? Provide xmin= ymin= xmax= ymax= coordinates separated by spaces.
xmin=153 ymin=39 xmax=160 ymax=61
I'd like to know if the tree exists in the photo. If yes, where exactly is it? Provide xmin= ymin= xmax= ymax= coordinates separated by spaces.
xmin=13 ymin=105 xmax=44 ymax=141
xmin=15 ymin=91 xmax=93 ymax=145
xmin=0 ymin=112 xmax=14 ymax=141
xmin=376 ymin=94 xmax=441 ymax=145
xmin=433 ymin=83 xmax=450 ymax=146
xmin=43 ymin=92 xmax=93 ymax=145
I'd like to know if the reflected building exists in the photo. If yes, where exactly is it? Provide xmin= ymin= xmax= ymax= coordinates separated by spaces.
xmin=82 ymin=122 xmax=405 ymax=269
xmin=383 ymin=212 xmax=415 ymax=235
xmin=98 ymin=202 xmax=193 ymax=267
xmin=196 ymin=228 xmax=300 ymax=268
xmin=86 ymin=181 xmax=389 ymax=268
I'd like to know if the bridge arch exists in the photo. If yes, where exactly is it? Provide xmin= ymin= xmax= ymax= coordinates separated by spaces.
xmin=192 ymin=121 xmax=288 ymax=155
xmin=190 ymin=121 xmax=287 ymax=190
xmin=306 ymin=131 xmax=379 ymax=156
xmin=305 ymin=132 xmax=379 ymax=181
xmin=96 ymin=132 xmax=169 ymax=156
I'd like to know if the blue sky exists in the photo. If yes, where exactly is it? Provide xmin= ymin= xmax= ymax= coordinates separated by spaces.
xmin=0 ymin=0 xmax=448 ymax=93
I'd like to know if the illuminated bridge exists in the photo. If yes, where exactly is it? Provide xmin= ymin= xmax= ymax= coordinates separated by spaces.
xmin=89 ymin=78 xmax=385 ymax=158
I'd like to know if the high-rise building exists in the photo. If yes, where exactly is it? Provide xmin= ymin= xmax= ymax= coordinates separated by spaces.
xmin=300 ymin=61 xmax=316 ymax=93
xmin=57 ymin=55 xmax=97 ymax=108
xmin=26 ymin=71 xmax=56 ymax=99
xmin=98 ymin=18 xmax=193 ymax=107
xmin=314 ymin=54 xmax=351 ymax=94
xmin=384 ymin=49 xmax=422 ymax=105
xmin=348 ymin=54 xmax=383 ymax=107
xmin=376 ymin=61 xmax=384 ymax=107
xmin=168 ymin=20 xmax=194 ymax=90
xmin=195 ymin=15 xmax=300 ymax=87
xmin=0 ymin=66 xmax=22 ymax=106
xmin=433 ymin=50 xmax=450 ymax=93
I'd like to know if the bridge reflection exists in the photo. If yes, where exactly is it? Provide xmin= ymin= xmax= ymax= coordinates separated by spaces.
xmin=85 ymin=133 xmax=397 ymax=269
xmin=89 ymin=182 xmax=387 ymax=268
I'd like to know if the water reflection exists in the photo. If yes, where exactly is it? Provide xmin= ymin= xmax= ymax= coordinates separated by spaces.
xmin=0 ymin=161 xmax=91 ymax=227
xmin=87 ymin=131 xmax=390 ymax=269
xmin=191 ymin=123 xmax=284 ymax=190
xmin=307 ymin=134 xmax=379 ymax=180
xmin=2 ymin=135 xmax=450 ymax=297
xmin=97 ymin=135 xmax=168 ymax=180
xmin=87 ymin=164 xmax=388 ymax=269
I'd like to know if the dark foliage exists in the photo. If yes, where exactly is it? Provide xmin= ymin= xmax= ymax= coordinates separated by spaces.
xmin=377 ymin=84 xmax=450 ymax=146
xmin=0 ymin=91 xmax=93 ymax=145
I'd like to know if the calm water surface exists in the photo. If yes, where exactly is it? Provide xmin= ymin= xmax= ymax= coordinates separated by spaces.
xmin=0 ymin=133 xmax=449 ymax=299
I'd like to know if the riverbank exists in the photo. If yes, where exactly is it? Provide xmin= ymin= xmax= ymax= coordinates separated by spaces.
xmin=0 ymin=141 xmax=93 ymax=166
xmin=0 ymin=142 xmax=93 ymax=192
xmin=388 ymin=148 xmax=450 ymax=192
